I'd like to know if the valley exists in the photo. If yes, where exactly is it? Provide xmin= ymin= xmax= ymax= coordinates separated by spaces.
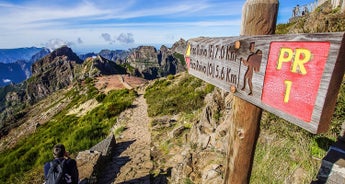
xmin=0 ymin=1 xmax=344 ymax=183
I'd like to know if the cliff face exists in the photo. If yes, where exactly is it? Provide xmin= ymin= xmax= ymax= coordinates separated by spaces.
xmin=28 ymin=46 xmax=82 ymax=103
xmin=81 ymin=55 xmax=127 ymax=77
xmin=31 ymin=46 xmax=82 ymax=75
xmin=98 ymin=49 xmax=130 ymax=64
xmin=126 ymin=40 xmax=187 ymax=80
xmin=171 ymin=38 xmax=187 ymax=55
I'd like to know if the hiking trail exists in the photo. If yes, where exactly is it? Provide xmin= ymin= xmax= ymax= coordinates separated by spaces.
xmin=97 ymin=89 xmax=152 ymax=184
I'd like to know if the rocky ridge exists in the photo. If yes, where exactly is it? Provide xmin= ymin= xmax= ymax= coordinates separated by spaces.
xmin=126 ymin=39 xmax=187 ymax=79
xmin=28 ymin=46 xmax=83 ymax=103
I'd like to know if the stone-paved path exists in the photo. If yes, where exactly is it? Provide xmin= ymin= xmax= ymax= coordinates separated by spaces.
xmin=97 ymin=92 xmax=152 ymax=184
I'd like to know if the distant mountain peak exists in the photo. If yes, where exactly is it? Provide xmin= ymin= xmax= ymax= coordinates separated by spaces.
xmin=47 ymin=46 xmax=82 ymax=63
xmin=0 ymin=47 xmax=46 ymax=64
xmin=31 ymin=46 xmax=82 ymax=77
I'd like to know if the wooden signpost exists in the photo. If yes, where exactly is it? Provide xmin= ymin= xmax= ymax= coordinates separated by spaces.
xmin=185 ymin=33 xmax=345 ymax=134
xmin=185 ymin=0 xmax=345 ymax=183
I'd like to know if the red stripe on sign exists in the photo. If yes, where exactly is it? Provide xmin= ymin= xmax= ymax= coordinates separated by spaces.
xmin=262 ymin=41 xmax=330 ymax=122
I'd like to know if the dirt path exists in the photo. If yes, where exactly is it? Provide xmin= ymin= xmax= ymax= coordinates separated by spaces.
xmin=97 ymin=91 xmax=152 ymax=184
xmin=95 ymin=75 xmax=147 ymax=93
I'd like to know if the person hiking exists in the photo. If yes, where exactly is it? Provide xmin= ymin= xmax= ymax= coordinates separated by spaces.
xmin=44 ymin=144 xmax=79 ymax=184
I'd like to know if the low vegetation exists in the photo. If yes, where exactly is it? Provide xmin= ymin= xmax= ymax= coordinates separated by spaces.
xmin=146 ymin=73 xmax=215 ymax=181
xmin=251 ymin=80 xmax=344 ymax=183
xmin=0 ymin=80 xmax=137 ymax=183
xmin=173 ymin=52 xmax=186 ymax=66
xmin=145 ymin=73 xmax=214 ymax=117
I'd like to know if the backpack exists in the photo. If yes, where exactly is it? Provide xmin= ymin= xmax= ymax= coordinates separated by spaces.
xmin=46 ymin=159 xmax=72 ymax=184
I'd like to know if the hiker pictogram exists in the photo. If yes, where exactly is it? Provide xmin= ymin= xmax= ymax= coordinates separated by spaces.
xmin=240 ymin=42 xmax=262 ymax=96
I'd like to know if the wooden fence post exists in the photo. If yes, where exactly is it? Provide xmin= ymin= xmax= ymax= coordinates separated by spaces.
xmin=224 ymin=0 xmax=279 ymax=183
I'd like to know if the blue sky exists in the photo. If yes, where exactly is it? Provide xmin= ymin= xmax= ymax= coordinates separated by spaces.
xmin=0 ymin=0 xmax=317 ymax=53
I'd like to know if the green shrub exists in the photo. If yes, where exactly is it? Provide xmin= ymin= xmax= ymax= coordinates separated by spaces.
xmin=84 ymin=77 xmax=93 ymax=84
xmin=114 ymin=125 xmax=126 ymax=137
xmin=275 ymin=23 xmax=294 ymax=34
xmin=95 ymin=93 xmax=106 ymax=102
xmin=167 ymin=74 xmax=175 ymax=80
xmin=184 ymin=178 xmax=194 ymax=184
xmin=173 ymin=52 xmax=186 ymax=66
xmin=145 ymin=75 xmax=209 ymax=117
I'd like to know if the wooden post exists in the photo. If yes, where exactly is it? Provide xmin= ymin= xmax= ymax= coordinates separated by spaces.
xmin=224 ymin=0 xmax=279 ymax=183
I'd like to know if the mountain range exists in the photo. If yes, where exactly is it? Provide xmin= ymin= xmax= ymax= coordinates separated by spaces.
xmin=0 ymin=39 xmax=187 ymax=137
xmin=0 ymin=47 xmax=46 ymax=64
xmin=0 ymin=48 xmax=50 ymax=86
xmin=0 ymin=39 xmax=187 ymax=87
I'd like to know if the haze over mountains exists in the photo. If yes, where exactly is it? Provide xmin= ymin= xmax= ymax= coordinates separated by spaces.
xmin=0 ymin=47 xmax=45 ymax=64
xmin=0 ymin=48 xmax=50 ymax=86
xmin=0 ymin=39 xmax=186 ymax=87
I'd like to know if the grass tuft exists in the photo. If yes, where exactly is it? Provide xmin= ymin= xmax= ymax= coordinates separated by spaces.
xmin=145 ymin=74 xmax=210 ymax=117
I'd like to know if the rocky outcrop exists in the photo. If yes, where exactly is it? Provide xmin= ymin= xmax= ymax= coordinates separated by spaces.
xmin=171 ymin=38 xmax=187 ymax=55
xmin=27 ymin=46 xmax=82 ymax=103
xmin=31 ymin=46 xmax=82 ymax=75
xmin=98 ymin=49 xmax=130 ymax=64
xmin=167 ymin=89 xmax=230 ymax=184
xmin=127 ymin=46 xmax=158 ymax=63
xmin=0 ymin=83 xmax=27 ymax=138
xmin=317 ymin=0 xmax=345 ymax=11
xmin=149 ymin=76 xmax=230 ymax=184
xmin=28 ymin=47 xmax=128 ymax=103
xmin=126 ymin=43 xmax=186 ymax=80
xmin=81 ymin=56 xmax=127 ymax=78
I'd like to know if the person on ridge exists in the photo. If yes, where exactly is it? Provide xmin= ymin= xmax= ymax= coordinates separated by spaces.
xmin=44 ymin=143 xmax=79 ymax=184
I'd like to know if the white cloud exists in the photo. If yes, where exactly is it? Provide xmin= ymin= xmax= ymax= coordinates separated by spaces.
xmin=0 ymin=0 xmax=244 ymax=50
xmin=3 ymin=79 xmax=11 ymax=83
xmin=100 ymin=32 xmax=135 ymax=45
xmin=42 ymin=39 xmax=74 ymax=51
xmin=117 ymin=33 xmax=134 ymax=44
xmin=101 ymin=33 xmax=112 ymax=42
xmin=101 ymin=33 xmax=116 ymax=44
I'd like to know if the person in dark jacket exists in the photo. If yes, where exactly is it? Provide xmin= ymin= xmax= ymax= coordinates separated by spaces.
xmin=44 ymin=144 xmax=79 ymax=184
